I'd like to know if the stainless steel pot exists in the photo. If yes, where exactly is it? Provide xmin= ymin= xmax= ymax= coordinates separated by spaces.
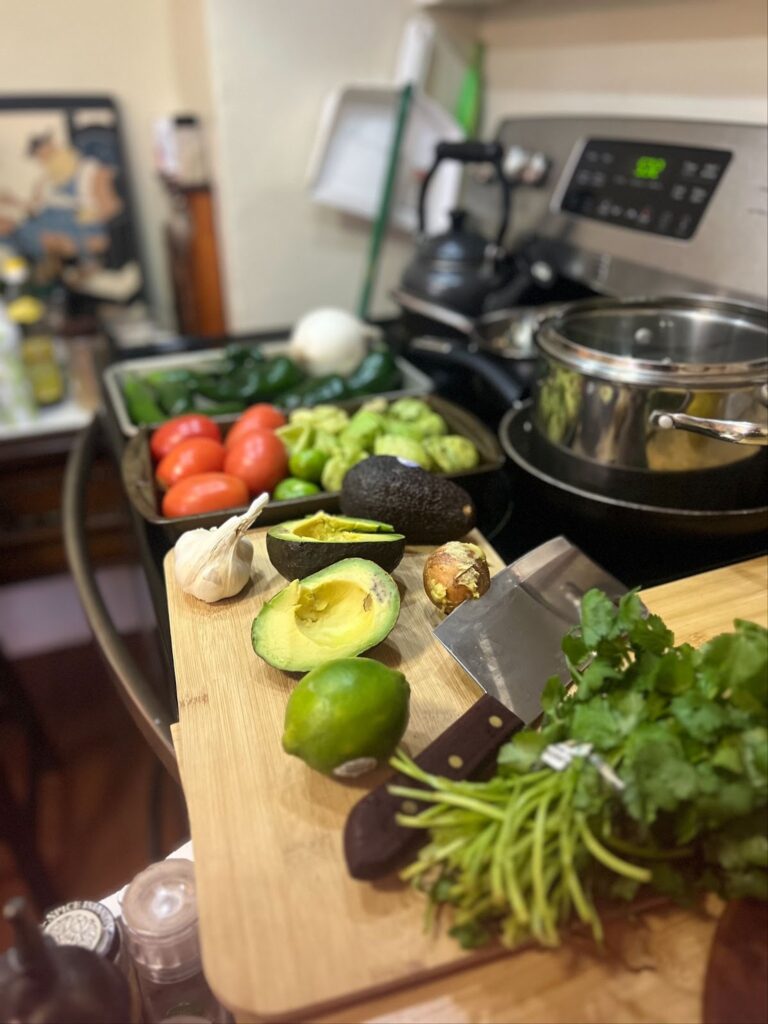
xmin=532 ymin=296 xmax=768 ymax=474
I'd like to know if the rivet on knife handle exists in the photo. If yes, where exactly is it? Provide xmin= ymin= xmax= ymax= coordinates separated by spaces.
xmin=343 ymin=694 xmax=523 ymax=881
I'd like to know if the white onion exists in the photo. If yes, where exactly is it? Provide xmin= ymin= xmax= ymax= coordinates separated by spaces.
xmin=289 ymin=308 xmax=370 ymax=378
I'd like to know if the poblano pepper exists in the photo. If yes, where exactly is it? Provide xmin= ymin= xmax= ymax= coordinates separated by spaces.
xmin=123 ymin=376 xmax=165 ymax=425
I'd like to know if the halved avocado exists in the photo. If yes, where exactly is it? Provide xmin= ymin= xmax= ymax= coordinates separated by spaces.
xmin=251 ymin=557 xmax=400 ymax=672
xmin=266 ymin=511 xmax=406 ymax=580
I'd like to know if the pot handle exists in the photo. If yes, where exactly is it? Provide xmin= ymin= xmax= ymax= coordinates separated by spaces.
xmin=418 ymin=140 xmax=509 ymax=245
xmin=651 ymin=411 xmax=768 ymax=446
xmin=408 ymin=336 xmax=527 ymax=406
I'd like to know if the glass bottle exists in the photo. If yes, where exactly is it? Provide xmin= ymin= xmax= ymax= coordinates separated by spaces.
xmin=121 ymin=858 xmax=227 ymax=1023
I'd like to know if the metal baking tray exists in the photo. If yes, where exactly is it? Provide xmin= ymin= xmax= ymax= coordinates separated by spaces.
xmin=104 ymin=341 xmax=434 ymax=438
xmin=121 ymin=393 xmax=505 ymax=541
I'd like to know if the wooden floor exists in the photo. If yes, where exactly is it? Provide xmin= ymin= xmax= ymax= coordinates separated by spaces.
xmin=0 ymin=633 xmax=187 ymax=951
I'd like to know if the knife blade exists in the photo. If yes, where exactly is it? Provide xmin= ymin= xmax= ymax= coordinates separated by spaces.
xmin=343 ymin=536 xmax=630 ymax=881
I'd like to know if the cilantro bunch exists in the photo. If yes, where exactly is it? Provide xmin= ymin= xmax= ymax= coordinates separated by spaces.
xmin=393 ymin=590 xmax=767 ymax=949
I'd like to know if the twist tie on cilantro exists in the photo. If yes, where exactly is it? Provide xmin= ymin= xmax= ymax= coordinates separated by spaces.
xmin=540 ymin=740 xmax=625 ymax=791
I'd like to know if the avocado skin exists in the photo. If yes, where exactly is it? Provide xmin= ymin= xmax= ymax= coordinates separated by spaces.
xmin=266 ymin=529 xmax=405 ymax=580
xmin=340 ymin=456 xmax=476 ymax=544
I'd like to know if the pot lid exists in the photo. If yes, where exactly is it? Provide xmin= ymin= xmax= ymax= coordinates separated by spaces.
xmin=536 ymin=296 xmax=768 ymax=386
xmin=417 ymin=209 xmax=491 ymax=266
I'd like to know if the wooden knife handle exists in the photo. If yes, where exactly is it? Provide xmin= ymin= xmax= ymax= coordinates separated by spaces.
xmin=344 ymin=694 xmax=523 ymax=881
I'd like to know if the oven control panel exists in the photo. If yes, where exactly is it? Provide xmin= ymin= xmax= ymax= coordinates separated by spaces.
xmin=558 ymin=139 xmax=731 ymax=240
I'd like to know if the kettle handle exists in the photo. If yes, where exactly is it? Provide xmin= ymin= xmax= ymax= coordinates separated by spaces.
xmin=418 ymin=140 xmax=510 ymax=246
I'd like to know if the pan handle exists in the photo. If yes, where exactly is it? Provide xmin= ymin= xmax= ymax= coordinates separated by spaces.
xmin=651 ymin=411 xmax=768 ymax=446
xmin=409 ymin=337 xmax=527 ymax=407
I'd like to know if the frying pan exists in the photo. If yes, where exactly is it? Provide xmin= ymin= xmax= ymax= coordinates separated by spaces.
xmin=500 ymin=402 xmax=768 ymax=540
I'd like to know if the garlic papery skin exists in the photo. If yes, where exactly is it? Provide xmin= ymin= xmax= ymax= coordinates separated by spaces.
xmin=174 ymin=493 xmax=269 ymax=602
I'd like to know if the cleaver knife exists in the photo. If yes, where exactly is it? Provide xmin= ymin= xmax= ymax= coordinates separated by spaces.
xmin=344 ymin=536 xmax=630 ymax=881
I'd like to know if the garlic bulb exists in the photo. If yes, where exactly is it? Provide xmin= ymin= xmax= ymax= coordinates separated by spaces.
xmin=174 ymin=493 xmax=269 ymax=602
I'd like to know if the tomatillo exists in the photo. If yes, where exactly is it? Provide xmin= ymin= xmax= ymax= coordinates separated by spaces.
xmin=273 ymin=477 xmax=321 ymax=501
xmin=289 ymin=448 xmax=329 ymax=483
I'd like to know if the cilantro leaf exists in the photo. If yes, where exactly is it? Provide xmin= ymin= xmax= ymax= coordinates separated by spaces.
xmin=571 ymin=700 xmax=622 ymax=751
xmin=671 ymin=690 xmax=728 ymax=741
xmin=619 ymin=724 xmax=698 ymax=824
xmin=497 ymin=730 xmax=548 ymax=775
xmin=579 ymin=589 xmax=621 ymax=648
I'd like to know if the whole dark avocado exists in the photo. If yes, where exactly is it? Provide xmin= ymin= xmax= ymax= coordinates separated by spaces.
xmin=266 ymin=512 xmax=406 ymax=580
xmin=340 ymin=456 xmax=476 ymax=544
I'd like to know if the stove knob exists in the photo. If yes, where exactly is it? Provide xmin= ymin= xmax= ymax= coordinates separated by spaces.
xmin=503 ymin=144 xmax=529 ymax=181
xmin=521 ymin=151 xmax=550 ymax=186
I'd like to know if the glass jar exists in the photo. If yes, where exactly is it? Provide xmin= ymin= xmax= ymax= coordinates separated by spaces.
xmin=121 ymin=859 xmax=227 ymax=1024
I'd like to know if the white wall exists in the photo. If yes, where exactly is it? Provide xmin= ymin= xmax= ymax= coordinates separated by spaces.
xmin=0 ymin=0 xmax=216 ymax=327
xmin=480 ymin=0 xmax=768 ymax=126
xmin=203 ymin=0 xmax=419 ymax=332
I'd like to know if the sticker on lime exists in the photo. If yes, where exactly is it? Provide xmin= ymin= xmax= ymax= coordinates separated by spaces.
xmin=282 ymin=657 xmax=410 ymax=777
xmin=289 ymin=448 xmax=328 ymax=483
xmin=273 ymin=477 xmax=321 ymax=501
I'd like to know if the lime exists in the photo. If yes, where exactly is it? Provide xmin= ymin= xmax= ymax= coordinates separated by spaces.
xmin=289 ymin=448 xmax=328 ymax=483
xmin=282 ymin=657 xmax=410 ymax=777
xmin=273 ymin=477 xmax=321 ymax=501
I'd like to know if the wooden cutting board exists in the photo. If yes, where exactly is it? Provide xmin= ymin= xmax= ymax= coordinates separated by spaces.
xmin=165 ymin=537 xmax=767 ymax=1022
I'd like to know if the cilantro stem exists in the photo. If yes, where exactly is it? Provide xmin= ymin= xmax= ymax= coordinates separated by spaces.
xmin=532 ymin=793 xmax=558 ymax=944
xmin=602 ymin=831 xmax=693 ymax=861
xmin=388 ymin=786 xmax=506 ymax=822
xmin=576 ymin=815 xmax=651 ymax=883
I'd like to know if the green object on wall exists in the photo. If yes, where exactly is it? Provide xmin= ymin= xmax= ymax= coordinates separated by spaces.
xmin=455 ymin=42 xmax=484 ymax=138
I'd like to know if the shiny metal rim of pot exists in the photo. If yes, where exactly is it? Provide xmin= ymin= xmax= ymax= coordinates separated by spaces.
xmin=534 ymin=295 xmax=768 ymax=453
xmin=536 ymin=295 xmax=768 ymax=388
xmin=393 ymin=286 xmax=564 ymax=360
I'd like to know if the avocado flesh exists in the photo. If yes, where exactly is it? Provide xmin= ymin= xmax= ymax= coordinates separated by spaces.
xmin=266 ymin=512 xmax=405 ymax=580
xmin=251 ymin=557 xmax=400 ymax=671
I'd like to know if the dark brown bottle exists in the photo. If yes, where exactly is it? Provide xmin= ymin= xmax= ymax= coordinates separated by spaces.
xmin=0 ymin=897 xmax=133 ymax=1023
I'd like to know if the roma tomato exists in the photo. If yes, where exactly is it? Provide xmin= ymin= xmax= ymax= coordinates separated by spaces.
xmin=224 ymin=403 xmax=287 ymax=450
xmin=161 ymin=473 xmax=248 ymax=519
xmin=224 ymin=428 xmax=288 ymax=494
xmin=150 ymin=414 xmax=221 ymax=461
xmin=155 ymin=437 xmax=226 ymax=489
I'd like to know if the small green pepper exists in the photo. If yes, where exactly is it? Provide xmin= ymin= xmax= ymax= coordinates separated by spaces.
xmin=145 ymin=368 xmax=197 ymax=388
xmin=224 ymin=342 xmax=265 ymax=366
xmin=281 ymin=374 xmax=348 ymax=410
xmin=273 ymin=477 xmax=321 ymax=500
xmin=259 ymin=356 xmax=304 ymax=397
xmin=123 ymin=376 xmax=165 ymax=425
xmin=192 ymin=396 xmax=246 ymax=415
xmin=345 ymin=348 xmax=400 ymax=396
xmin=155 ymin=379 xmax=195 ymax=417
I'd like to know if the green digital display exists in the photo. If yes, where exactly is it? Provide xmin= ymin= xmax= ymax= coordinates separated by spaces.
xmin=634 ymin=156 xmax=667 ymax=180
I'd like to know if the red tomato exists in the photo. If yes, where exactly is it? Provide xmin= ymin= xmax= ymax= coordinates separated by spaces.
xmin=161 ymin=473 xmax=249 ymax=519
xmin=224 ymin=404 xmax=287 ymax=450
xmin=224 ymin=429 xmax=288 ymax=494
xmin=150 ymin=414 xmax=221 ymax=461
xmin=155 ymin=437 xmax=226 ymax=489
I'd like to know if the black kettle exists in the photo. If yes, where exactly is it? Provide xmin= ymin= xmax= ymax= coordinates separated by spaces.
xmin=399 ymin=140 xmax=516 ymax=320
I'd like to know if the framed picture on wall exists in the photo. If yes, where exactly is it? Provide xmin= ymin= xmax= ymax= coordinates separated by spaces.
xmin=0 ymin=94 xmax=144 ymax=306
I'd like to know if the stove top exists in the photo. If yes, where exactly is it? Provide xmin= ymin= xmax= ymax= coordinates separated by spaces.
xmin=401 ymin=114 xmax=767 ymax=587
